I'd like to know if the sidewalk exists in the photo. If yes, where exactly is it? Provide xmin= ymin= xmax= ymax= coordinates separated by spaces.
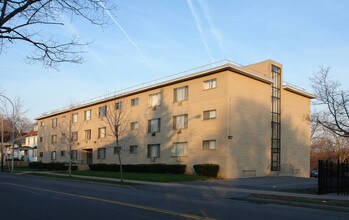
xmin=22 ymin=171 xmax=349 ymax=202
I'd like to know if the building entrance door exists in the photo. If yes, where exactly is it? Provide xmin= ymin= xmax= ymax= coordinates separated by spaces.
xmin=86 ymin=150 xmax=93 ymax=165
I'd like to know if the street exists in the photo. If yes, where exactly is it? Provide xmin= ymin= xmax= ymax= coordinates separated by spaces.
xmin=0 ymin=173 xmax=348 ymax=220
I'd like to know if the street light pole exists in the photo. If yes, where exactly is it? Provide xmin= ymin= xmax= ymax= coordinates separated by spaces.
xmin=0 ymin=95 xmax=15 ymax=173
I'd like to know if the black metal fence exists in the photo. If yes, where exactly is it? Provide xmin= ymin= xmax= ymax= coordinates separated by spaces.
xmin=318 ymin=160 xmax=349 ymax=195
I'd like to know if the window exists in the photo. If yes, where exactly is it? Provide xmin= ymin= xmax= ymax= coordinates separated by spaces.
xmin=27 ymin=138 xmax=31 ymax=145
xmin=148 ymin=93 xmax=161 ymax=107
xmin=98 ymin=127 xmax=106 ymax=138
xmin=51 ymin=151 xmax=56 ymax=160
xmin=62 ymin=115 xmax=66 ymax=122
xmin=172 ymin=142 xmax=188 ymax=157
xmin=203 ymin=78 xmax=217 ymax=90
xmin=129 ymin=145 xmax=138 ymax=154
xmin=173 ymin=114 xmax=188 ymax=130
xmin=131 ymin=98 xmax=139 ymax=106
xmin=99 ymin=106 xmax=107 ymax=117
xmin=40 ymin=121 xmax=44 ymax=127
xmin=85 ymin=110 xmax=91 ymax=121
xmin=148 ymin=118 xmax=161 ymax=133
xmin=203 ymin=110 xmax=217 ymax=120
xmin=51 ymin=135 xmax=57 ymax=144
xmin=85 ymin=129 xmax=91 ymax=140
xmin=33 ymin=136 xmax=37 ymax=144
xmin=203 ymin=140 xmax=216 ymax=150
xmin=114 ymin=146 xmax=122 ymax=154
xmin=52 ymin=118 xmax=57 ymax=128
xmin=71 ymin=150 xmax=77 ymax=159
xmin=115 ymin=102 xmax=123 ymax=110
xmin=97 ymin=148 xmax=106 ymax=159
xmin=173 ymin=86 xmax=188 ymax=102
xmin=39 ymin=152 xmax=43 ymax=157
xmin=130 ymin=121 xmax=139 ymax=130
xmin=61 ymin=151 xmax=65 ymax=157
xmin=33 ymin=148 xmax=37 ymax=157
xmin=39 ymin=137 xmax=43 ymax=142
xmin=72 ymin=131 xmax=78 ymax=141
xmin=72 ymin=113 xmax=78 ymax=123
xmin=147 ymin=144 xmax=160 ymax=158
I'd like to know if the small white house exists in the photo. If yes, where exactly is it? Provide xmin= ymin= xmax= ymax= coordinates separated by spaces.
xmin=21 ymin=126 xmax=38 ymax=162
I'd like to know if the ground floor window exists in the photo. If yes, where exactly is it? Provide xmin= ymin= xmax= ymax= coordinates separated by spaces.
xmin=129 ymin=145 xmax=138 ymax=154
xmin=97 ymin=148 xmax=106 ymax=159
xmin=51 ymin=151 xmax=56 ymax=160
xmin=147 ymin=144 xmax=160 ymax=158
xmin=61 ymin=151 xmax=65 ymax=157
xmin=71 ymin=150 xmax=77 ymax=159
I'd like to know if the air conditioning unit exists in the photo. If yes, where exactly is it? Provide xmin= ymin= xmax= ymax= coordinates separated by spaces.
xmin=177 ymin=129 xmax=182 ymax=134
xmin=152 ymin=132 xmax=156 ymax=136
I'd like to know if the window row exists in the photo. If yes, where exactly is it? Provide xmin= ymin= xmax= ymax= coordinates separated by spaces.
xmin=44 ymin=79 xmax=217 ymax=128
xmin=46 ymin=110 xmax=217 ymax=143
xmin=45 ymin=140 xmax=217 ymax=160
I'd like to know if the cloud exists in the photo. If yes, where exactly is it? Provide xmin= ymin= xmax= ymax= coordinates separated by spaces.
xmin=187 ymin=0 xmax=215 ymax=62
xmin=99 ymin=3 xmax=154 ymax=70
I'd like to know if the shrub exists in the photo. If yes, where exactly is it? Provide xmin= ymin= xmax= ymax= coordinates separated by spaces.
xmin=193 ymin=164 xmax=219 ymax=177
xmin=29 ymin=162 xmax=77 ymax=171
xmin=89 ymin=164 xmax=186 ymax=174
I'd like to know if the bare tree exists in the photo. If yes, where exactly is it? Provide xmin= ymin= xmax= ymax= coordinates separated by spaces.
xmin=0 ymin=0 xmax=114 ymax=68
xmin=102 ymin=99 xmax=130 ymax=183
xmin=59 ymin=104 xmax=83 ymax=177
xmin=311 ymin=67 xmax=349 ymax=137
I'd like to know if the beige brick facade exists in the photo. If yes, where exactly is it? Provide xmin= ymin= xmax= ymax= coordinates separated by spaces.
xmin=36 ymin=60 xmax=314 ymax=178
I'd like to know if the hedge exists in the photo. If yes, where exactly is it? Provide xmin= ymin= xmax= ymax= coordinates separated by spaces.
xmin=89 ymin=164 xmax=186 ymax=174
xmin=193 ymin=164 xmax=219 ymax=177
xmin=29 ymin=162 xmax=78 ymax=171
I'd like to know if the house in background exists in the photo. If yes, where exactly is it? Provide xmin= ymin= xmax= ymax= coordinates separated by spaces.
xmin=20 ymin=125 xmax=38 ymax=162
xmin=35 ymin=60 xmax=314 ymax=178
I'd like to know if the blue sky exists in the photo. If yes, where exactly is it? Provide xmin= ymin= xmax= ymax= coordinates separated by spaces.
xmin=1 ymin=0 xmax=349 ymax=120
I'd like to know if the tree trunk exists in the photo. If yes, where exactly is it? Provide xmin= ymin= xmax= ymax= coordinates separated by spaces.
xmin=117 ymin=148 xmax=123 ymax=183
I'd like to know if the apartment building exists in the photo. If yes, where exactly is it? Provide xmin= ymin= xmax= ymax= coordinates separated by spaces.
xmin=36 ymin=60 xmax=314 ymax=178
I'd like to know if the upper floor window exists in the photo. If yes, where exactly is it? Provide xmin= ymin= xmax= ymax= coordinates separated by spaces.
xmin=130 ymin=121 xmax=139 ymax=130
xmin=173 ymin=114 xmax=188 ymax=130
xmin=62 ymin=115 xmax=66 ymax=122
xmin=203 ymin=140 xmax=216 ymax=150
xmin=52 ymin=118 xmax=57 ymax=128
xmin=203 ymin=110 xmax=217 ymax=120
xmin=148 ymin=118 xmax=161 ymax=133
xmin=131 ymin=98 xmax=139 ymax=106
xmin=72 ymin=113 xmax=78 ymax=123
xmin=40 ymin=121 xmax=45 ymax=127
xmin=174 ymin=86 xmax=188 ymax=102
xmin=85 ymin=110 xmax=91 ymax=121
xmin=115 ymin=102 xmax=123 ymax=110
xmin=99 ymin=106 xmax=107 ymax=117
xmin=98 ymin=127 xmax=106 ymax=138
xmin=84 ymin=129 xmax=91 ymax=140
xmin=172 ymin=142 xmax=188 ymax=157
xmin=203 ymin=78 xmax=217 ymax=90
xmin=148 ymin=93 xmax=161 ymax=107
xmin=39 ymin=137 xmax=43 ymax=142
xmin=51 ymin=135 xmax=57 ymax=144
xmin=72 ymin=131 xmax=78 ymax=141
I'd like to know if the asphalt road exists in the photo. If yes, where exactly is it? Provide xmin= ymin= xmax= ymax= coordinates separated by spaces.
xmin=0 ymin=173 xmax=348 ymax=220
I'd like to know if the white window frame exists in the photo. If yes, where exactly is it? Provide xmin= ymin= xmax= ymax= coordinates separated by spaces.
xmin=51 ymin=151 xmax=56 ymax=160
xmin=99 ymin=106 xmax=107 ymax=117
xmin=203 ymin=140 xmax=216 ymax=150
xmin=172 ymin=142 xmax=188 ymax=157
xmin=203 ymin=78 xmax=217 ymax=90
xmin=52 ymin=118 xmax=57 ymax=128
xmin=85 ymin=129 xmax=91 ymax=140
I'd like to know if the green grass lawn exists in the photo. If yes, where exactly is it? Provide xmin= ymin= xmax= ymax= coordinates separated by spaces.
xmin=64 ymin=170 xmax=208 ymax=183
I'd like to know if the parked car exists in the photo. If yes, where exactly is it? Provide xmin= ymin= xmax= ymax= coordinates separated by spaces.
xmin=310 ymin=169 xmax=319 ymax=178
